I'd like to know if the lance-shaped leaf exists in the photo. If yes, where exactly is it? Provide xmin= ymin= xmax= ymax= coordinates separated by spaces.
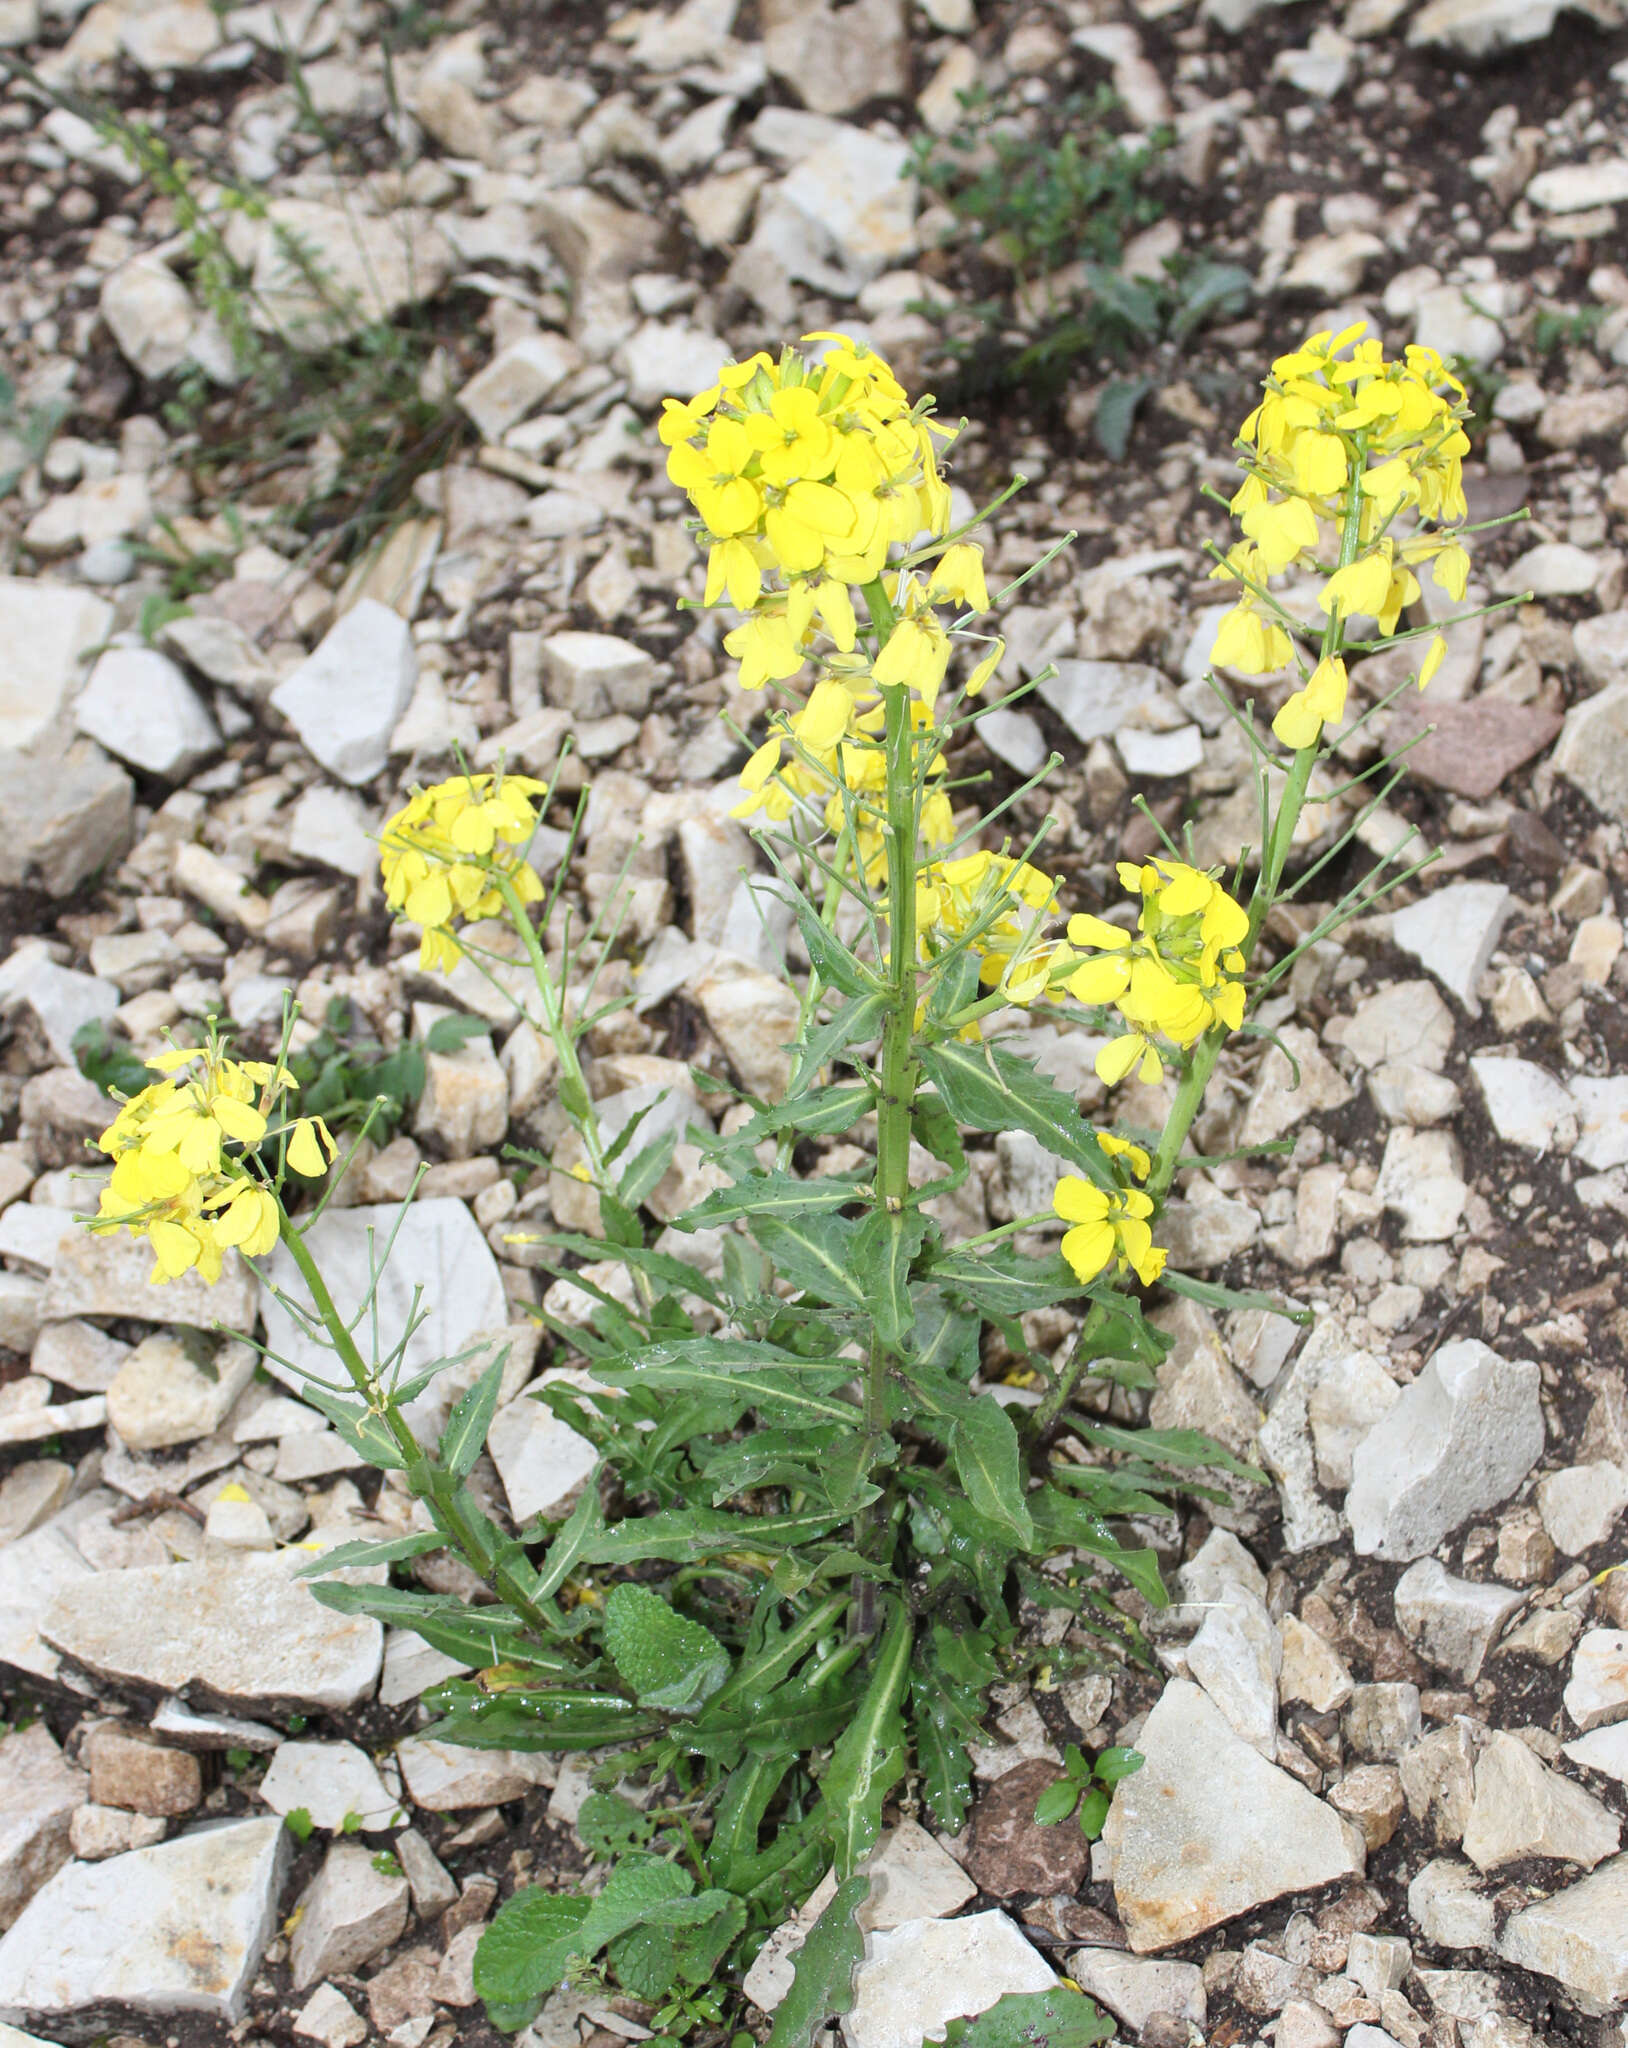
xmin=581 ymin=1504 xmax=847 ymax=1564
xmin=819 ymin=1599 xmax=912 ymax=1875
xmin=753 ymin=1212 xmax=867 ymax=1309
xmin=439 ymin=1353 xmax=506 ymax=1480
xmin=674 ymin=1170 xmax=866 ymax=1229
xmin=950 ymin=1395 xmax=1035 ymax=1548
xmin=918 ymin=1041 xmax=1114 ymax=1184
xmin=853 ymin=1205 xmax=928 ymax=1352
xmin=765 ymin=1874 xmax=872 ymax=2048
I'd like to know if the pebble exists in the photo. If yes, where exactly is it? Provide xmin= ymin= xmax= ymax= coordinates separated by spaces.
xmin=257 ymin=1741 xmax=400 ymax=1832
xmin=486 ymin=1383 xmax=598 ymax=1525
xmin=0 ymin=947 xmax=118 ymax=1067
xmin=840 ymin=1910 xmax=1056 ymax=2048
xmin=1345 ymin=1683 xmax=1423 ymax=1763
xmin=1498 ymin=1854 xmax=1628 ymax=2010
xmin=1393 ymin=1559 xmax=1524 ymax=1682
xmin=289 ymin=1841 xmax=410 ymax=1991
xmin=1554 ymin=681 xmax=1628 ymax=824
xmin=1382 ymin=696 xmax=1560 ymax=801
xmin=105 ymin=1333 xmax=256 ymax=1452
xmin=1408 ymin=1857 xmax=1495 ymax=1949
xmin=964 ymin=1759 xmax=1092 ymax=1897
xmin=74 ymin=647 xmax=221 ymax=781
xmin=270 ymin=599 xmax=418 ymax=785
xmin=0 ymin=1725 xmax=85 ymax=1929
xmin=1038 ymin=660 xmax=1166 ymax=743
xmin=1497 ymin=541 xmax=1599 ymax=598
xmin=393 ymin=1737 xmax=552 ymax=1811
xmin=540 ymin=630 xmax=658 ymax=718
xmin=0 ymin=742 xmax=134 ymax=900
xmin=1391 ymin=882 xmax=1510 ymax=1018
xmin=1329 ymin=1764 xmax=1405 ymax=1852
xmin=1280 ymin=1614 xmax=1355 ymax=1712
xmin=1345 ymin=1340 xmax=1544 ymax=1561
xmin=0 ymin=1816 xmax=287 ymax=2023
xmin=292 ymin=1983 xmax=369 ymax=2048
xmin=41 ymin=1556 xmax=383 ymax=1711
xmin=1184 ymin=1592 xmax=1281 ymax=1756
xmin=1461 ymin=1731 xmax=1619 ymax=1872
xmin=1102 ymin=1679 xmax=1363 ymax=1952
xmin=42 ymin=1225 xmax=257 ymax=1331
xmin=1470 ymin=1055 xmax=1577 ymax=1153
xmin=1563 ymin=1631 xmax=1628 ymax=1733
xmin=1068 ymin=1950 xmax=1206 ymax=2035
xmin=83 ymin=1723 xmax=201 ymax=1818
xmin=1537 ymin=1463 xmax=1628 ymax=1556
xmin=1563 ymin=1721 xmax=1628 ymax=1785
xmin=1573 ymin=609 xmax=1628 ymax=690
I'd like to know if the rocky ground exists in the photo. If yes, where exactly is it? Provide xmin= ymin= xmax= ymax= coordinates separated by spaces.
xmin=2 ymin=0 xmax=1628 ymax=2043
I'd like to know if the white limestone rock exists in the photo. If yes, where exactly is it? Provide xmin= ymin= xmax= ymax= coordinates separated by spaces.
xmin=0 ymin=742 xmax=133 ymax=899
xmin=270 ymin=600 xmax=417 ymax=785
xmin=74 ymin=647 xmax=220 ymax=781
xmin=42 ymin=1226 xmax=257 ymax=1331
xmin=0 ymin=577 xmax=112 ymax=756
xmin=1103 ymin=1679 xmax=1364 ymax=1952
xmin=1393 ymin=1559 xmax=1524 ymax=1682
xmin=41 ymin=1556 xmax=383 ymax=1712
xmin=0 ymin=1816 xmax=287 ymax=2023
xmin=105 ymin=1335 xmax=256 ymax=1452
xmin=840 ymin=1911 xmax=1056 ymax=2048
xmin=744 ymin=1820 xmax=977 ymax=2013
xmin=1538 ymin=1464 xmax=1628 ymax=1556
xmin=1471 ymin=1055 xmax=1577 ymax=1153
xmin=1554 ymin=681 xmax=1628 ymax=825
xmin=1461 ymin=1731 xmax=1619 ymax=1872
xmin=1068 ymin=1950 xmax=1206 ymax=2036
xmin=1410 ymin=0 xmax=1593 ymax=54
xmin=0 ymin=1525 xmax=94 ymax=1682
xmin=1564 ymin=1631 xmax=1628 ymax=1733
xmin=1038 ymin=660 xmax=1167 ymax=743
xmin=0 ymin=1727 xmax=87 ymax=1931
xmin=1409 ymin=1857 xmax=1496 ymax=1949
xmin=457 ymin=335 xmax=581 ymax=442
xmin=1185 ymin=1592 xmax=1281 ymax=1757
xmin=0 ymin=947 xmax=118 ymax=1067
xmin=1498 ymin=1853 xmax=1628 ymax=2012
xmin=393 ymin=1737 xmax=553 ymax=1811
xmin=1325 ymin=978 xmax=1455 ymax=1072
xmin=258 ymin=1741 xmax=399 ymax=1833
xmin=1391 ymin=883 xmax=1510 ymax=1018
xmin=286 ymin=786 xmax=377 ymax=878
xmin=487 ymin=1382 xmax=598 ymax=1526
xmin=288 ymin=1842 xmax=409 ymax=1991
xmin=259 ymin=1198 xmax=506 ymax=1435
xmin=692 ymin=954 xmax=800 ymax=1099
xmin=1345 ymin=1340 xmax=1544 ymax=1560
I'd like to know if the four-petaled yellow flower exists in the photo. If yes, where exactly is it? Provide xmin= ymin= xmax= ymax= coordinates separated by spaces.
xmin=1054 ymin=1173 xmax=1167 ymax=1289
xmin=92 ymin=1041 xmax=336 ymax=1286
xmin=381 ymin=771 xmax=547 ymax=973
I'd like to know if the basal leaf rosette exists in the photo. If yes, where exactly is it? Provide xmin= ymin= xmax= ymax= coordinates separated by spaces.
xmin=91 ymin=1037 xmax=335 ymax=1284
xmin=1211 ymin=322 xmax=1474 ymax=750
xmin=380 ymin=770 xmax=548 ymax=972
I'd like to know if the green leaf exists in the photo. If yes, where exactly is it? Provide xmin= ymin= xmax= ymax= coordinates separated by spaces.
xmin=581 ymin=1504 xmax=847 ymax=1565
xmin=307 ymin=1583 xmax=573 ymax=1671
xmin=424 ymin=1012 xmax=492 ymax=1053
xmin=917 ymin=1042 xmax=1113 ymax=1185
xmin=852 ymin=1206 xmax=928 ymax=1352
xmin=294 ymin=1530 xmax=444 ymax=1576
xmin=575 ymin=1791 xmax=655 ymax=1859
xmin=733 ymin=1082 xmax=875 ymax=1144
xmin=591 ymin=1355 xmax=858 ymax=1428
xmin=786 ymin=890 xmax=876 ymax=999
xmin=910 ymin=1621 xmax=996 ymax=1834
xmin=439 ymin=1354 xmax=506 ymax=1480
xmin=1093 ymin=1745 xmax=1144 ymax=1787
xmin=296 ymin=1384 xmax=407 ymax=1469
xmin=530 ymin=1481 xmax=605 ymax=1595
xmin=1093 ymin=375 xmax=1151 ymax=460
xmin=798 ymin=988 xmax=890 ymax=1075
xmin=1076 ymin=1785 xmax=1111 ymax=1839
xmin=1158 ymin=1269 xmax=1314 ymax=1324
xmin=673 ymin=1170 xmax=866 ymax=1229
xmin=819 ymin=1599 xmax=912 ymax=1875
xmin=1167 ymin=258 xmax=1252 ymax=343
xmin=421 ymin=1682 xmax=662 ymax=1753
xmin=473 ymin=1890 xmax=592 ymax=2029
xmin=603 ymin=1584 xmax=731 ymax=1714
xmin=753 ymin=1213 xmax=866 ymax=1310
xmin=911 ymin=1089 xmax=967 ymax=1171
xmin=927 ymin=1246 xmax=1089 ymax=1319
xmin=1032 ymin=1780 xmax=1080 ymax=1827
xmin=941 ymin=1986 xmax=1116 ymax=2047
xmin=950 ymin=1397 xmax=1035 ymax=1547
xmin=765 ymin=1874 xmax=871 ymax=2048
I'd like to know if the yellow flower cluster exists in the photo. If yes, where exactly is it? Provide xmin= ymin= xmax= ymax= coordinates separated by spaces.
xmin=92 ymin=1044 xmax=334 ymax=1284
xmin=667 ymin=337 xmax=1003 ymax=898
xmin=1054 ymin=1136 xmax=1166 ymax=1288
xmin=916 ymin=851 xmax=1065 ymax=1007
xmin=381 ymin=771 xmax=547 ymax=972
xmin=1212 ymin=322 xmax=1473 ymax=750
xmin=1067 ymin=858 xmax=1249 ymax=1085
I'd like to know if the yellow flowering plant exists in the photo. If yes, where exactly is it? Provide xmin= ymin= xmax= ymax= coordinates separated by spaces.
xmin=81 ymin=324 xmax=1513 ymax=2041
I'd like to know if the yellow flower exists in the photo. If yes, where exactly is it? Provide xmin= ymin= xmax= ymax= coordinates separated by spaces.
xmin=1053 ymin=1176 xmax=1166 ymax=1287
xmin=1212 ymin=603 xmax=1293 ymax=676
xmin=1320 ymin=548 xmax=1394 ymax=622
xmin=927 ymin=544 xmax=990 ymax=613
xmin=1417 ymin=633 xmax=1446 ymax=688
xmin=965 ymin=639 xmax=1004 ymax=698
xmin=286 ymin=1117 xmax=337 ymax=1179
xmin=1272 ymin=655 xmax=1349 ymax=751
xmin=872 ymin=602 xmax=950 ymax=705
xmin=380 ymin=771 xmax=547 ymax=974
xmin=724 ymin=609 xmax=806 ymax=692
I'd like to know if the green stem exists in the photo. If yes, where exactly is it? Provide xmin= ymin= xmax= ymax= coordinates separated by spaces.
xmin=493 ymin=872 xmax=610 ymax=1190
xmin=277 ymin=1207 xmax=566 ymax=1645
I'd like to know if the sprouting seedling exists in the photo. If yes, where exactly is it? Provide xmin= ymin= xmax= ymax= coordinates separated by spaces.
xmin=1033 ymin=1744 xmax=1144 ymax=1839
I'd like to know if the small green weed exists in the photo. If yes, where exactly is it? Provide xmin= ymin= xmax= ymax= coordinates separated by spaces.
xmin=1532 ymin=302 xmax=1608 ymax=357
xmin=910 ymin=84 xmax=1250 ymax=443
xmin=0 ymin=361 xmax=69 ymax=500
xmin=1032 ymin=1742 xmax=1143 ymax=1839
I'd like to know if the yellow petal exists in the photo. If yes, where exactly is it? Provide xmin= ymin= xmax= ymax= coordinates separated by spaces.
xmin=286 ymin=1120 xmax=331 ymax=1178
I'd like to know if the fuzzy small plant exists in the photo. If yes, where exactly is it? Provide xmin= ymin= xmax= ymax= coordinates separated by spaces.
xmin=86 ymin=322 xmax=1500 ymax=2045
